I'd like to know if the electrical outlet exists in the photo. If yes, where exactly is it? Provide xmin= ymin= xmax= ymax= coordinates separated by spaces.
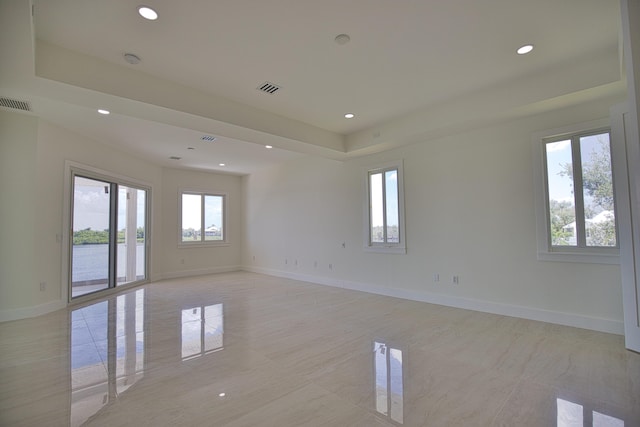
xmin=433 ymin=273 xmax=440 ymax=282
xmin=452 ymin=275 xmax=459 ymax=284
xmin=39 ymin=282 xmax=46 ymax=292
xmin=329 ymin=263 xmax=333 ymax=270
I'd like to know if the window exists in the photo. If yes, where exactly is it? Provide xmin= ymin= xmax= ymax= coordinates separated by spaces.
xmin=180 ymin=192 xmax=226 ymax=245
xmin=533 ymin=119 xmax=619 ymax=263
xmin=365 ymin=161 xmax=406 ymax=253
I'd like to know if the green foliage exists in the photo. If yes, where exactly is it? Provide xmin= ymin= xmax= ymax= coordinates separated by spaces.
xmin=73 ymin=228 xmax=109 ymax=245
xmin=582 ymin=139 xmax=614 ymax=211
xmin=73 ymin=227 xmax=146 ymax=245
xmin=588 ymin=219 xmax=616 ymax=247
xmin=548 ymin=200 xmax=574 ymax=246
xmin=554 ymin=137 xmax=616 ymax=247
xmin=559 ymin=138 xmax=614 ymax=211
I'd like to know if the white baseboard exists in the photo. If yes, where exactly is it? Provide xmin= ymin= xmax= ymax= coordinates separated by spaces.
xmin=2 ymin=266 xmax=623 ymax=336
xmin=0 ymin=299 xmax=67 ymax=322
xmin=160 ymin=265 xmax=241 ymax=280
xmin=242 ymin=266 xmax=624 ymax=335
xmin=0 ymin=266 xmax=241 ymax=323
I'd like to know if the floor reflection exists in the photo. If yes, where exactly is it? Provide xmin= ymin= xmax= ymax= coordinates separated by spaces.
xmin=181 ymin=303 xmax=224 ymax=361
xmin=70 ymin=289 xmax=145 ymax=426
xmin=557 ymin=398 xmax=624 ymax=426
xmin=374 ymin=341 xmax=404 ymax=424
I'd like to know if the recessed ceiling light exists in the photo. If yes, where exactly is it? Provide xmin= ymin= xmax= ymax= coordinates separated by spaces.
xmin=517 ymin=44 xmax=534 ymax=55
xmin=98 ymin=109 xmax=110 ymax=115
xmin=138 ymin=5 xmax=158 ymax=20
xmin=265 ymin=145 xmax=273 ymax=149
xmin=219 ymin=163 xmax=226 ymax=167
xmin=187 ymin=147 xmax=195 ymax=150
xmin=218 ymin=393 xmax=226 ymax=397
xmin=344 ymin=113 xmax=355 ymax=119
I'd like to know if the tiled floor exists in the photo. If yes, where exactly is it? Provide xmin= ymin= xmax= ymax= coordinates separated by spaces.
xmin=1 ymin=272 xmax=639 ymax=426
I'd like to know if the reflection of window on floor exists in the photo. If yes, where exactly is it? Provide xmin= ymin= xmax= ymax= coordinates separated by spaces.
xmin=181 ymin=304 xmax=224 ymax=360
xmin=374 ymin=341 xmax=404 ymax=424
xmin=70 ymin=289 xmax=145 ymax=427
xmin=557 ymin=398 xmax=624 ymax=426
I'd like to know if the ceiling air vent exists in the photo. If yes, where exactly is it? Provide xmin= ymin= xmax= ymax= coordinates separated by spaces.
xmin=257 ymin=82 xmax=281 ymax=94
xmin=0 ymin=97 xmax=31 ymax=112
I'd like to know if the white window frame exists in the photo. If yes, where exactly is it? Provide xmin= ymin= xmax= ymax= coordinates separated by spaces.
xmin=178 ymin=190 xmax=228 ymax=247
xmin=363 ymin=160 xmax=406 ymax=254
xmin=532 ymin=118 xmax=619 ymax=264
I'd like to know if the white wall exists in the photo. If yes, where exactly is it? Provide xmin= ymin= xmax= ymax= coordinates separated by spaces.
xmin=0 ymin=111 xmax=242 ymax=320
xmin=0 ymin=111 xmax=38 ymax=312
xmin=160 ymin=167 xmax=242 ymax=278
xmin=242 ymin=95 xmax=625 ymax=333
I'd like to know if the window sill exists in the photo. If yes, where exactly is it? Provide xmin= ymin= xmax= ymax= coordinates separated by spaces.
xmin=537 ymin=250 xmax=619 ymax=264
xmin=364 ymin=245 xmax=406 ymax=254
xmin=178 ymin=242 xmax=230 ymax=249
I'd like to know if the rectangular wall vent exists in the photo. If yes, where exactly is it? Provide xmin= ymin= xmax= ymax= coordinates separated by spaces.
xmin=0 ymin=97 xmax=31 ymax=112
xmin=257 ymin=82 xmax=281 ymax=94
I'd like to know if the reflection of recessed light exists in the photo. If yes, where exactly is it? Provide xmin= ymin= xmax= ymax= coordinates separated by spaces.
xmin=219 ymin=163 xmax=225 ymax=167
xmin=138 ymin=6 xmax=158 ymax=20
xmin=98 ymin=109 xmax=110 ymax=115
xmin=187 ymin=147 xmax=195 ymax=150
xmin=265 ymin=145 xmax=273 ymax=149
xmin=169 ymin=156 xmax=181 ymax=160
xmin=517 ymin=44 xmax=534 ymax=55
xmin=344 ymin=113 xmax=354 ymax=119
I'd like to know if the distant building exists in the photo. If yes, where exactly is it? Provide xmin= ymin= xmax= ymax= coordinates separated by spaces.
xmin=204 ymin=225 xmax=220 ymax=237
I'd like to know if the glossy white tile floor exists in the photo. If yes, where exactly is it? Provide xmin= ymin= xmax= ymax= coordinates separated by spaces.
xmin=1 ymin=272 xmax=639 ymax=426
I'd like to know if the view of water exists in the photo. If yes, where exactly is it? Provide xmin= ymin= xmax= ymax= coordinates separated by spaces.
xmin=72 ymin=244 xmax=145 ymax=283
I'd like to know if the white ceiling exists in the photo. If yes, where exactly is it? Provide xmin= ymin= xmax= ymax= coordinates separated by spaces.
xmin=0 ymin=0 xmax=625 ymax=174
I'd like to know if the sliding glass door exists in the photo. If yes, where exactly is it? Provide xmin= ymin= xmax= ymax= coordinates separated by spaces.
xmin=71 ymin=171 xmax=149 ymax=299
xmin=117 ymin=185 xmax=147 ymax=286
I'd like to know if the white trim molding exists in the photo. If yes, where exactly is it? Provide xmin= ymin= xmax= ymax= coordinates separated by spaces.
xmin=242 ymin=265 xmax=624 ymax=335
xmin=161 ymin=265 xmax=241 ymax=280
xmin=363 ymin=159 xmax=407 ymax=254
xmin=0 ymin=300 xmax=67 ymax=322
xmin=531 ymin=118 xmax=620 ymax=264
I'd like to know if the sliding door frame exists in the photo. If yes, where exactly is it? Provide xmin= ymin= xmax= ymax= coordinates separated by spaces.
xmin=62 ymin=161 xmax=151 ymax=304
